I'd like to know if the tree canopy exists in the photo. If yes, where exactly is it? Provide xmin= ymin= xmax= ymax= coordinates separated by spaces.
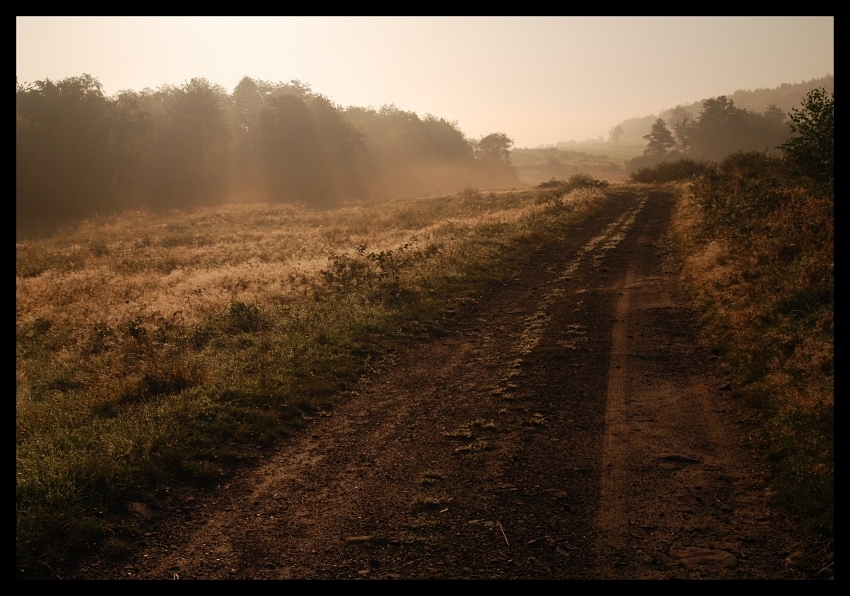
xmin=627 ymin=94 xmax=795 ymax=172
xmin=780 ymin=88 xmax=834 ymax=192
xmin=16 ymin=73 xmax=521 ymax=220
xmin=642 ymin=119 xmax=676 ymax=159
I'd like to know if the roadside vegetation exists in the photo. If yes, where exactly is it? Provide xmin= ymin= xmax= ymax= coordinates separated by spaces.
xmin=642 ymin=89 xmax=834 ymax=543
xmin=536 ymin=173 xmax=610 ymax=194
xmin=16 ymin=181 xmax=611 ymax=573
xmin=629 ymin=158 xmax=708 ymax=184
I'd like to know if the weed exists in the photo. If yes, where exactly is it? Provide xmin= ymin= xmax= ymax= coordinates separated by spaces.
xmin=536 ymin=174 xmax=609 ymax=196
xmin=88 ymin=321 xmax=117 ymax=354
xmin=89 ymin=240 xmax=110 ymax=256
xmin=227 ymin=300 xmax=265 ymax=334
xmin=630 ymin=158 xmax=708 ymax=183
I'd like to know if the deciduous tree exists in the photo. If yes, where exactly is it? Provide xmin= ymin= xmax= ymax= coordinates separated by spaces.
xmin=780 ymin=88 xmax=833 ymax=192
xmin=475 ymin=132 xmax=514 ymax=166
xmin=16 ymin=74 xmax=118 ymax=215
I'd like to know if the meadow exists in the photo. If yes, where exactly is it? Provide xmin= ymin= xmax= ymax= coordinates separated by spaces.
xmin=511 ymin=145 xmax=638 ymax=187
xmin=16 ymin=183 xmax=610 ymax=569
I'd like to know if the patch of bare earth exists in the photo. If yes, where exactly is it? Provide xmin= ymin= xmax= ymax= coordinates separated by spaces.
xmin=70 ymin=189 xmax=804 ymax=579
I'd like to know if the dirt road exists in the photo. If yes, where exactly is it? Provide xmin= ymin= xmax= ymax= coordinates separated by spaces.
xmin=71 ymin=187 xmax=803 ymax=579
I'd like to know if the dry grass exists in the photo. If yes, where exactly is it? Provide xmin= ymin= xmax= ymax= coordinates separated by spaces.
xmin=669 ymin=160 xmax=833 ymax=536
xmin=17 ymin=184 xmax=609 ymax=573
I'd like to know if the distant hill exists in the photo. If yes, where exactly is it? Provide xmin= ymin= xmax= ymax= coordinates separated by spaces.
xmin=560 ymin=74 xmax=834 ymax=147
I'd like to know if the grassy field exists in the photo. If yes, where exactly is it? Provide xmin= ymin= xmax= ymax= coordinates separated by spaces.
xmin=663 ymin=154 xmax=833 ymax=543
xmin=16 ymin=183 xmax=612 ymax=572
xmin=511 ymin=146 xmax=640 ymax=187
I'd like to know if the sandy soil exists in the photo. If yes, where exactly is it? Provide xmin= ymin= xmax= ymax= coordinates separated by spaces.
xmin=67 ymin=188 xmax=808 ymax=580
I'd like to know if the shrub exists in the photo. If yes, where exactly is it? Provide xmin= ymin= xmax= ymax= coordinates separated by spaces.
xmin=227 ymin=300 xmax=265 ymax=334
xmin=690 ymin=151 xmax=790 ymax=235
xmin=535 ymin=174 xmax=609 ymax=195
xmin=89 ymin=240 xmax=110 ymax=256
xmin=630 ymin=158 xmax=708 ymax=183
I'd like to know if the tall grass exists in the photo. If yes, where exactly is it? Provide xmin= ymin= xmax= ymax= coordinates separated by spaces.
xmin=17 ymin=185 xmax=610 ymax=573
xmin=536 ymin=173 xmax=610 ymax=194
xmin=629 ymin=158 xmax=708 ymax=184
xmin=669 ymin=152 xmax=833 ymax=537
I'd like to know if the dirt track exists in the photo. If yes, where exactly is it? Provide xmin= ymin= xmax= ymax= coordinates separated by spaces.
xmin=70 ymin=188 xmax=804 ymax=579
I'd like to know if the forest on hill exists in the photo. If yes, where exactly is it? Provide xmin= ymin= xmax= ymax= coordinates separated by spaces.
xmin=601 ymin=74 xmax=833 ymax=146
xmin=511 ymin=75 xmax=833 ymax=186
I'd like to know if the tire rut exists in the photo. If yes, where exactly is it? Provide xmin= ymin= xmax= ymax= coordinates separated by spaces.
xmin=71 ymin=188 xmax=802 ymax=580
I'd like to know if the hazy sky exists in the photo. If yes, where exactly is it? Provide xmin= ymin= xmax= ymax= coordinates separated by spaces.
xmin=16 ymin=17 xmax=834 ymax=148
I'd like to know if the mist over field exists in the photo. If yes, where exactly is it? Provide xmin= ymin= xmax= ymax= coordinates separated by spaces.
xmin=16 ymin=17 xmax=833 ymax=232
xmin=16 ymin=75 xmax=518 ymax=225
xmin=15 ymin=67 xmax=833 ymax=237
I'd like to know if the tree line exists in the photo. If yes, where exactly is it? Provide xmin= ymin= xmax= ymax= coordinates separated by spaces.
xmin=16 ymin=74 xmax=519 ymax=218
xmin=608 ymin=74 xmax=833 ymax=146
xmin=630 ymin=95 xmax=792 ymax=170
xmin=631 ymin=88 xmax=833 ymax=194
